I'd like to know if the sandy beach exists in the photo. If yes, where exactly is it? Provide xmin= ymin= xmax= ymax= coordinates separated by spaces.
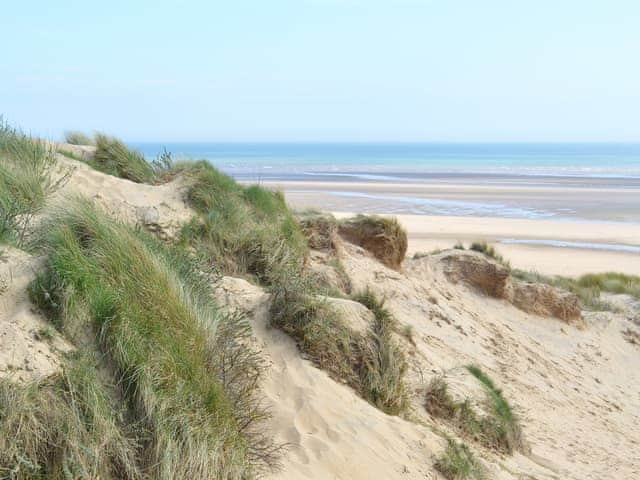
xmin=258 ymin=180 xmax=640 ymax=276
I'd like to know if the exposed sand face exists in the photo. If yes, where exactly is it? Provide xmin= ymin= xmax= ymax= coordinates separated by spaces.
xmin=52 ymin=154 xmax=193 ymax=239
xmin=0 ymin=248 xmax=71 ymax=382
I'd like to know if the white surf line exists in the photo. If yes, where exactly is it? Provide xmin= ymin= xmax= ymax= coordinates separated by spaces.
xmin=499 ymin=238 xmax=640 ymax=254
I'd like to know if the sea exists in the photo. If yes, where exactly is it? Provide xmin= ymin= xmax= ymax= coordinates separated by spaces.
xmin=131 ymin=142 xmax=640 ymax=183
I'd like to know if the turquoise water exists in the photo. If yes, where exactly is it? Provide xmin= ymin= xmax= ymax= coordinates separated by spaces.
xmin=131 ymin=142 xmax=640 ymax=181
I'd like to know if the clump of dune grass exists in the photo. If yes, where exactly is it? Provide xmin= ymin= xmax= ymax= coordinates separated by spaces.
xmin=180 ymin=160 xmax=307 ymax=283
xmin=0 ymin=350 xmax=140 ymax=480
xmin=469 ymin=241 xmax=510 ymax=268
xmin=270 ymin=273 xmax=408 ymax=415
xmin=269 ymin=268 xmax=362 ymax=387
xmin=338 ymin=214 xmax=407 ymax=270
xmin=425 ymin=369 xmax=524 ymax=454
xmin=353 ymin=288 xmax=408 ymax=415
xmin=466 ymin=365 xmax=525 ymax=453
xmin=0 ymin=120 xmax=68 ymax=245
xmin=91 ymin=133 xmax=158 ymax=183
xmin=26 ymin=200 xmax=277 ymax=478
xmin=435 ymin=439 xmax=485 ymax=480
xmin=64 ymin=130 xmax=94 ymax=145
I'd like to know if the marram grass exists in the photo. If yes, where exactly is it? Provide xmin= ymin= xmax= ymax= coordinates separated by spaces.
xmin=21 ymin=199 xmax=278 ymax=479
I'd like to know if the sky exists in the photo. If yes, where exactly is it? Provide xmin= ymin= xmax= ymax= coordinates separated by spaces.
xmin=1 ymin=0 xmax=639 ymax=142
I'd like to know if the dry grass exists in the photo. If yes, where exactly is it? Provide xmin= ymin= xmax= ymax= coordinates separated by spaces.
xmin=297 ymin=210 xmax=339 ymax=251
xmin=338 ymin=215 xmax=407 ymax=270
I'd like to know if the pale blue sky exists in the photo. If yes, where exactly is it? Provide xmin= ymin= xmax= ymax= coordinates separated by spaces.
xmin=2 ymin=0 xmax=639 ymax=141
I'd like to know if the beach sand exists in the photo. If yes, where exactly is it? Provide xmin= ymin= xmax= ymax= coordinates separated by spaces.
xmin=258 ymin=180 xmax=640 ymax=277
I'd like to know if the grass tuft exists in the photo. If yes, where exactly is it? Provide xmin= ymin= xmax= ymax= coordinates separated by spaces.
xmin=180 ymin=161 xmax=307 ymax=283
xmin=465 ymin=365 xmax=525 ymax=454
xmin=0 ymin=119 xmax=68 ymax=245
xmin=353 ymin=288 xmax=408 ymax=415
xmin=425 ymin=369 xmax=525 ymax=454
xmin=0 ymin=350 xmax=140 ymax=479
xmin=435 ymin=439 xmax=485 ymax=480
xmin=91 ymin=133 xmax=158 ymax=183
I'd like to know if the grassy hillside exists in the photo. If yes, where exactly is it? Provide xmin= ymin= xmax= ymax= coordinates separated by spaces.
xmin=11 ymin=200 xmax=276 ymax=478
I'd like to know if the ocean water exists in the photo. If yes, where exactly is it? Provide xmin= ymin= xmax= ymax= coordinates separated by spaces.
xmin=131 ymin=142 xmax=640 ymax=181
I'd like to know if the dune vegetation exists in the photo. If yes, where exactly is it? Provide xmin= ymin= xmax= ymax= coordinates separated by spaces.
xmin=435 ymin=438 xmax=485 ymax=480
xmin=17 ymin=200 xmax=277 ymax=478
xmin=425 ymin=367 xmax=525 ymax=454
xmin=512 ymin=268 xmax=640 ymax=311
xmin=0 ymin=120 xmax=67 ymax=245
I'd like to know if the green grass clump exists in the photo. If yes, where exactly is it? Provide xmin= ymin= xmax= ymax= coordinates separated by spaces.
xmin=353 ymin=289 xmax=408 ymax=415
xmin=466 ymin=365 xmax=524 ymax=454
xmin=91 ymin=133 xmax=157 ymax=183
xmin=469 ymin=241 xmax=510 ymax=268
xmin=180 ymin=161 xmax=307 ymax=283
xmin=338 ymin=214 xmax=408 ymax=270
xmin=25 ymin=200 xmax=276 ymax=478
xmin=425 ymin=369 xmax=525 ymax=454
xmin=269 ymin=270 xmax=362 ymax=387
xmin=435 ymin=439 xmax=484 ymax=480
xmin=64 ymin=130 xmax=94 ymax=145
xmin=0 ymin=120 xmax=67 ymax=245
